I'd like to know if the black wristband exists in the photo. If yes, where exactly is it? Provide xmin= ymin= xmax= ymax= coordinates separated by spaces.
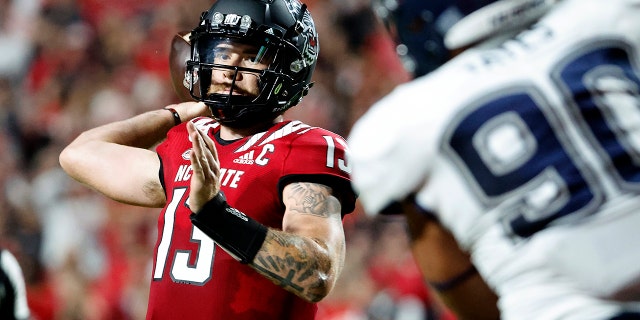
xmin=428 ymin=265 xmax=478 ymax=292
xmin=190 ymin=192 xmax=268 ymax=264
xmin=164 ymin=107 xmax=181 ymax=126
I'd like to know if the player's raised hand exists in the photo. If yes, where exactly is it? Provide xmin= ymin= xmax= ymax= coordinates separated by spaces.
xmin=187 ymin=121 xmax=220 ymax=212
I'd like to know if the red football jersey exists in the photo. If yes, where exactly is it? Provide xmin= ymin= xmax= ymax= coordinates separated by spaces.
xmin=148 ymin=118 xmax=356 ymax=320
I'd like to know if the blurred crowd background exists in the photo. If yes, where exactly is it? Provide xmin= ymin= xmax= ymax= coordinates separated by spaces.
xmin=0 ymin=0 xmax=456 ymax=319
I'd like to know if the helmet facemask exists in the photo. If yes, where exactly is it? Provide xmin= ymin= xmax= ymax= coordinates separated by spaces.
xmin=187 ymin=35 xmax=282 ymax=126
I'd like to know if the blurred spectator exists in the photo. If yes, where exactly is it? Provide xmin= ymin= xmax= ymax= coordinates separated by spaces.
xmin=0 ymin=0 xmax=40 ymax=79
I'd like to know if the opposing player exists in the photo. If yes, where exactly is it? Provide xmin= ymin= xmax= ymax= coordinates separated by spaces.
xmin=0 ymin=248 xmax=30 ymax=320
xmin=59 ymin=0 xmax=356 ymax=319
xmin=349 ymin=0 xmax=640 ymax=319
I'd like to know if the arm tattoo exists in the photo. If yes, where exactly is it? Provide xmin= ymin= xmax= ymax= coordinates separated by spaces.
xmin=285 ymin=182 xmax=335 ymax=218
xmin=252 ymin=232 xmax=331 ymax=302
xmin=250 ymin=182 xmax=341 ymax=302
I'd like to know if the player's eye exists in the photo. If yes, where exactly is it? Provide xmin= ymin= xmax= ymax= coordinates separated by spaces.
xmin=213 ymin=50 xmax=233 ymax=63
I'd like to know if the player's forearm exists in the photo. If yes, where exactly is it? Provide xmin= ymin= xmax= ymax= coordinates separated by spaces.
xmin=190 ymin=189 xmax=344 ymax=303
xmin=67 ymin=101 xmax=207 ymax=149
xmin=71 ymin=109 xmax=177 ymax=149
xmin=436 ymin=274 xmax=500 ymax=320
xmin=250 ymin=230 xmax=342 ymax=303
xmin=404 ymin=206 xmax=500 ymax=319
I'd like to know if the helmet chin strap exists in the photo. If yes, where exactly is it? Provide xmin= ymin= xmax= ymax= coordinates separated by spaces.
xmin=445 ymin=0 xmax=562 ymax=50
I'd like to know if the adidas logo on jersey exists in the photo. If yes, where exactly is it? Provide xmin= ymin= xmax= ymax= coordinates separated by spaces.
xmin=233 ymin=151 xmax=255 ymax=165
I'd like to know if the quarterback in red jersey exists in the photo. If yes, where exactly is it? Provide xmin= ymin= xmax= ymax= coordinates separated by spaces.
xmin=59 ymin=0 xmax=356 ymax=319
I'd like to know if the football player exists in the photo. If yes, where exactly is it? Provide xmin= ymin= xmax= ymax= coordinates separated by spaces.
xmin=59 ymin=0 xmax=356 ymax=319
xmin=349 ymin=0 xmax=640 ymax=319
xmin=0 ymin=248 xmax=30 ymax=320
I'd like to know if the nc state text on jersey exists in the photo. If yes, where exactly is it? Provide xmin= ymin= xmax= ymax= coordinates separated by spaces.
xmin=175 ymin=165 xmax=244 ymax=188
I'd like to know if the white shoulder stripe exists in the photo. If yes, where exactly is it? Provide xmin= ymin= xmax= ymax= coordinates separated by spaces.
xmin=260 ymin=121 xmax=311 ymax=146
xmin=236 ymin=132 xmax=267 ymax=153
xmin=234 ymin=121 xmax=312 ymax=153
